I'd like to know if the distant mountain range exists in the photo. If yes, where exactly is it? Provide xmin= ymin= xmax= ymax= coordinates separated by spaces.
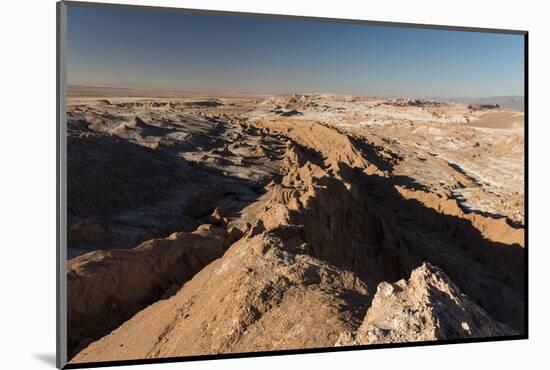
xmin=431 ymin=96 xmax=524 ymax=112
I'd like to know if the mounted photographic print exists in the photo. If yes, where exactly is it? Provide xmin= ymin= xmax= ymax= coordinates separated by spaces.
xmin=56 ymin=1 xmax=527 ymax=368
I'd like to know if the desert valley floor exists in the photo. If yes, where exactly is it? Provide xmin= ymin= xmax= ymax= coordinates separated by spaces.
xmin=65 ymin=90 xmax=525 ymax=363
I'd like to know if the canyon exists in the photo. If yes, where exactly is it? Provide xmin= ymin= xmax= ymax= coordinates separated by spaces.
xmin=65 ymin=91 xmax=525 ymax=363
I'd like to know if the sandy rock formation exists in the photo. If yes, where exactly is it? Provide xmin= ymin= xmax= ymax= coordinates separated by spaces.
xmin=67 ymin=225 xmax=233 ymax=358
xmin=65 ymin=94 xmax=525 ymax=364
xmin=336 ymin=263 xmax=516 ymax=346
xmin=71 ymin=228 xmax=371 ymax=363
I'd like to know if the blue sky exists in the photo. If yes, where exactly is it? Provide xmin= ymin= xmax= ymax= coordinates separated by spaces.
xmin=67 ymin=4 xmax=525 ymax=97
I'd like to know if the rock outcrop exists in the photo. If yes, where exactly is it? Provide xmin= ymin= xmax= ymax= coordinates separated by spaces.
xmin=71 ymin=226 xmax=372 ymax=362
xmin=67 ymin=225 xmax=233 ymax=358
xmin=336 ymin=263 xmax=516 ymax=346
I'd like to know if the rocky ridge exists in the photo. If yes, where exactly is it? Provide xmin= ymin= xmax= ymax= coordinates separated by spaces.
xmin=66 ymin=95 xmax=525 ymax=364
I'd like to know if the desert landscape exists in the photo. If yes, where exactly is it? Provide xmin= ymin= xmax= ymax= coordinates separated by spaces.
xmin=65 ymin=88 xmax=525 ymax=363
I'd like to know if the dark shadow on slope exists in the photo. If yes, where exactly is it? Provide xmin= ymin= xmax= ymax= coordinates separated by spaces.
xmin=451 ymin=198 xmax=525 ymax=229
xmin=348 ymin=136 xmax=397 ymax=172
xmin=67 ymin=134 xmax=176 ymax=216
xmin=446 ymin=161 xmax=484 ymax=186
xmin=274 ymin=135 xmax=524 ymax=334
xmin=256 ymin=135 xmax=523 ymax=334
xmin=392 ymin=175 xmax=431 ymax=192
xmin=66 ymin=115 xmax=285 ymax=359
xmin=67 ymin=115 xmax=270 ymax=253
xmin=336 ymin=164 xmax=524 ymax=333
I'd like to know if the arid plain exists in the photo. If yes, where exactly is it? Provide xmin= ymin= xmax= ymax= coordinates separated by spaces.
xmin=65 ymin=87 xmax=525 ymax=363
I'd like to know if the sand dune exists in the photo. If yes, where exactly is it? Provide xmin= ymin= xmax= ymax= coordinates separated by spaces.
xmin=468 ymin=111 xmax=524 ymax=129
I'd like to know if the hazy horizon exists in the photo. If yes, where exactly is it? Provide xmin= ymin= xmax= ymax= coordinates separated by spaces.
xmin=67 ymin=5 xmax=525 ymax=98
xmin=67 ymin=84 xmax=525 ymax=101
